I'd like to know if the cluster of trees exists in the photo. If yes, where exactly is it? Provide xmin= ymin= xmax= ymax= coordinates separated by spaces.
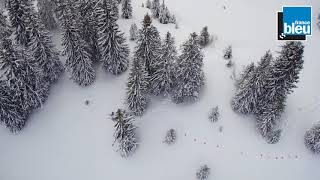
xmin=0 ymin=0 xmax=64 ymax=132
xmin=54 ymin=0 xmax=130 ymax=86
xmin=231 ymin=42 xmax=304 ymax=143
xmin=126 ymin=14 xmax=205 ymax=116
xmin=147 ymin=0 xmax=176 ymax=24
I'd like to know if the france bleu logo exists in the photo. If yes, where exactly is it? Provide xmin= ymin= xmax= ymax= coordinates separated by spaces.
xmin=278 ymin=6 xmax=312 ymax=40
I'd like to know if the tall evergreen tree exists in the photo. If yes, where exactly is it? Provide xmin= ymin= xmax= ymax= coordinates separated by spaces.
xmin=151 ymin=0 xmax=160 ymax=18
xmin=0 ymin=36 xmax=48 ymax=114
xmin=235 ymin=62 xmax=255 ymax=89
xmin=150 ymin=32 xmax=177 ymax=96
xmin=76 ymin=0 xmax=101 ymax=63
xmin=7 ymin=0 xmax=35 ymax=46
xmin=57 ymin=0 xmax=96 ymax=86
xmin=232 ymin=51 xmax=272 ymax=114
xmin=159 ymin=1 xmax=170 ymax=24
xmin=0 ymin=82 xmax=27 ymax=133
xmin=126 ymin=57 xmax=149 ymax=116
xmin=135 ymin=14 xmax=161 ymax=75
xmin=28 ymin=15 xmax=64 ymax=83
xmin=121 ymin=0 xmax=132 ymax=19
xmin=97 ymin=0 xmax=129 ymax=75
xmin=37 ymin=0 xmax=58 ymax=30
xmin=172 ymin=33 xmax=205 ymax=103
xmin=256 ymin=42 xmax=304 ymax=137
xmin=111 ymin=109 xmax=138 ymax=157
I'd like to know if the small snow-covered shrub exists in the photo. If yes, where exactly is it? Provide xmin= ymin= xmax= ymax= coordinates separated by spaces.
xmin=199 ymin=26 xmax=213 ymax=47
xmin=305 ymin=123 xmax=320 ymax=153
xmin=163 ymin=129 xmax=177 ymax=145
xmin=223 ymin=45 xmax=232 ymax=60
xmin=196 ymin=165 xmax=210 ymax=180
xmin=266 ymin=129 xmax=281 ymax=144
xmin=209 ymin=106 xmax=219 ymax=123
xmin=129 ymin=23 xmax=138 ymax=41
xmin=226 ymin=59 xmax=233 ymax=67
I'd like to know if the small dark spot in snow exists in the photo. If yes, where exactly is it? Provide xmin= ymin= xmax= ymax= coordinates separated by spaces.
xmin=275 ymin=157 xmax=278 ymax=160
xmin=295 ymin=155 xmax=298 ymax=159
xmin=217 ymin=145 xmax=219 ymax=148
xmin=185 ymin=133 xmax=186 ymax=136
xmin=194 ymin=139 xmax=197 ymax=142
xmin=204 ymin=142 xmax=206 ymax=145
xmin=85 ymin=100 xmax=90 ymax=105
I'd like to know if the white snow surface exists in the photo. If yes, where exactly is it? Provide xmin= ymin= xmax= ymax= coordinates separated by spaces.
xmin=1 ymin=0 xmax=320 ymax=179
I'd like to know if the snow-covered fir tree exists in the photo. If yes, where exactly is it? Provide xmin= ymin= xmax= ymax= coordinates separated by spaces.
xmin=199 ymin=26 xmax=210 ymax=47
xmin=37 ymin=0 xmax=58 ymax=30
xmin=28 ymin=15 xmax=64 ymax=83
xmin=0 ymin=36 xmax=49 ymax=114
xmin=0 ymin=82 xmax=27 ymax=133
xmin=57 ymin=0 xmax=96 ymax=86
xmin=163 ymin=129 xmax=177 ymax=145
xmin=196 ymin=165 xmax=210 ymax=180
xmin=305 ymin=123 xmax=320 ymax=153
xmin=235 ymin=63 xmax=255 ymax=89
xmin=150 ymin=31 xmax=177 ymax=96
xmin=129 ymin=23 xmax=138 ymax=41
xmin=209 ymin=106 xmax=219 ymax=123
xmin=126 ymin=57 xmax=149 ymax=116
xmin=159 ymin=1 xmax=170 ymax=24
xmin=146 ymin=0 xmax=151 ymax=9
xmin=75 ymin=0 xmax=101 ymax=63
xmin=7 ymin=0 xmax=35 ymax=46
xmin=172 ymin=33 xmax=205 ymax=104
xmin=111 ymin=109 xmax=138 ymax=157
xmin=232 ymin=51 xmax=272 ymax=114
xmin=110 ymin=0 xmax=119 ymax=18
xmin=151 ymin=0 xmax=160 ymax=18
xmin=97 ymin=0 xmax=129 ymax=75
xmin=223 ymin=45 xmax=232 ymax=60
xmin=121 ymin=0 xmax=132 ymax=19
xmin=256 ymin=42 xmax=304 ymax=138
xmin=135 ymin=14 xmax=162 ymax=75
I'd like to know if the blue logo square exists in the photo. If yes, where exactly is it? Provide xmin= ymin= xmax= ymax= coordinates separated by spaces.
xmin=283 ymin=7 xmax=312 ymax=36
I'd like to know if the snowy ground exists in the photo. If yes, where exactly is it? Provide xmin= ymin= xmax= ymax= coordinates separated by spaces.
xmin=1 ymin=0 xmax=320 ymax=179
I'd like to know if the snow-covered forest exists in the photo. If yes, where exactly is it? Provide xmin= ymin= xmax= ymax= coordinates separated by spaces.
xmin=0 ymin=0 xmax=320 ymax=179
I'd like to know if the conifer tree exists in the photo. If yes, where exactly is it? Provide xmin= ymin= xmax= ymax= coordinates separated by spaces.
xmin=256 ymin=42 xmax=304 ymax=138
xmin=111 ymin=109 xmax=138 ymax=157
xmin=135 ymin=14 xmax=161 ymax=75
xmin=0 ymin=82 xmax=27 ymax=133
xmin=199 ymin=26 xmax=210 ymax=47
xmin=76 ymin=0 xmax=101 ymax=63
xmin=172 ymin=33 xmax=205 ymax=103
xmin=0 ymin=37 xmax=48 ymax=114
xmin=57 ymin=0 xmax=96 ymax=86
xmin=146 ymin=0 xmax=151 ymax=9
xmin=151 ymin=0 xmax=160 ymax=18
xmin=232 ymin=51 xmax=272 ymax=114
xmin=159 ymin=1 xmax=170 ymax=24
xmin=97 ymin=0 xmax=129 ymax=75
xmin=7 ymin=0 xmax=35 ymax=46
xmin=235 ymin=63 xmax=255 ymax=89
xmin=121 ymin=0 xmax=132 ymax=19
xmin=129 ymin=23 xmax=138 ymax=41
xmin=37 ymin=0 xmax=58 ymax=30
xmin=126 ymin=57 xmax=149 ymax=116
xmin=305 ymin=123 xmax=320 ymax=153
xmin=28 ymin=15 xmax=64 ymax=83
xmin=150 ymin=31 xmax=177 ymax=96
